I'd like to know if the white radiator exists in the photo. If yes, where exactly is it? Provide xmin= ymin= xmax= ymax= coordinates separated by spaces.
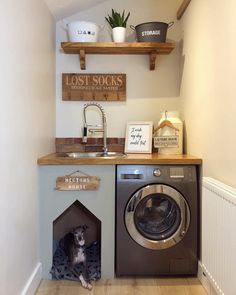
xmin=202 ymin=177 xmax=236 ymax=295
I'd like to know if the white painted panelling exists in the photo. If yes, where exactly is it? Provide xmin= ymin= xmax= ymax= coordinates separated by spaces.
xmin=202 ymin=177 xmax=236 ymax=295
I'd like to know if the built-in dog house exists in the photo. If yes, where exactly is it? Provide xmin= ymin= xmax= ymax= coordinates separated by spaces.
xmin=51 ymin=200 xmax=101 ymax=281
xmin=53 ymin=200 xmax=101 ymax=246
xmin=39 ymin=165 xmax=115 ymax=280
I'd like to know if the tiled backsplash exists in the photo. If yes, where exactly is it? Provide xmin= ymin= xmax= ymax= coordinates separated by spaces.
xmin=56 ymin=138 xmax=158 ymax=153
xmin=55 ymin=138 xmax=125 ymax=153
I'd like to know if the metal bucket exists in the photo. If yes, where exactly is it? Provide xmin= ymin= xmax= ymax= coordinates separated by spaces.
xmin=66 ymin=21 xmax=103 ymax=42
xmin=130 ymin=22 xmax=174 ymax=42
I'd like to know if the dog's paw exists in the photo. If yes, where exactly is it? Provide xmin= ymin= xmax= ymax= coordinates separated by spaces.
xmin=79 ymin=275 xmax=88 ymax=289
xmin=86 ymin=282 xmax=92 ymax=290
xmin=79 ymin=275 xmax=92 ymax=290
xmin=81 ymin=281 xmax=87 ymax=289
xmin=81 ymin=281 xmax=92 ymax=290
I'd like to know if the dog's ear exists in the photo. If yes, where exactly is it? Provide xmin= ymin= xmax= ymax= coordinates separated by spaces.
xmin=82 ymin=224 xmax=88 ymax=231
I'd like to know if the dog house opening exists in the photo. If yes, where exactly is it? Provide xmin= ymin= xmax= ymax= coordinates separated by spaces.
xmin=51 ymin=200 xmax=101 ymax=282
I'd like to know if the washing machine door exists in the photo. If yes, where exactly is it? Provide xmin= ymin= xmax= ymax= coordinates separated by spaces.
xmin=125 ymin=184 xmax=190 ymax=250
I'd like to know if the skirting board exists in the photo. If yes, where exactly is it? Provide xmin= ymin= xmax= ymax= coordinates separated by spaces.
xmin=20 ymin=262 xmax=42 ymax=295
xmin=198 ymin=262 xmax=219 ymax=295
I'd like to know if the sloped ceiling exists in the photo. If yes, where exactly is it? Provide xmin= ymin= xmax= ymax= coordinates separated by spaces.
xmin=45 ymin=0 xmax=109 ymax=20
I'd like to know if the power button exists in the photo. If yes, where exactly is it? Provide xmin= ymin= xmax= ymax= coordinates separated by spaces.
xmin=153 ymin=168 xmax=161 ymax=177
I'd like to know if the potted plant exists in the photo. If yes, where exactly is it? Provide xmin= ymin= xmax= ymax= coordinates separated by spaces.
xmin=105 ymin=9 xmax=130 ymax=42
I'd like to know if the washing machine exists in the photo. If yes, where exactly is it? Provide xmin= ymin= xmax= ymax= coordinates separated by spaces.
xmin=115 ymin=165 xmax=199 ymax=276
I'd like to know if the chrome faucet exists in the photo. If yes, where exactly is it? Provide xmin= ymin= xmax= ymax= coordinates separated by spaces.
xmin=82 ymin=102 xmax=108 ymax=155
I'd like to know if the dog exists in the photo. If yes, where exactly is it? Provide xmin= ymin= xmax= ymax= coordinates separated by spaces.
xmin=62 ymin=225 xmax=92 ymax=290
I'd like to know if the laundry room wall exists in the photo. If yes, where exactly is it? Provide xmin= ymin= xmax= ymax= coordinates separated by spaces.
xmin=56 ymin=0 xmax=183 ymax=138
xmin=0 ymin=0 xmax=55 ymax=294
xmin=179 ymin=0 xmax=236 ymax=187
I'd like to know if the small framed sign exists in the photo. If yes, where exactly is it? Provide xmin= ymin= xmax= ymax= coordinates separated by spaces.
xmin=125 ymin=121 xmax=153 ymax=154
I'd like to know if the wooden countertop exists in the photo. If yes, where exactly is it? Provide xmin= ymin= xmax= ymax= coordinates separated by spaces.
xmin=37 ymin=153 xmax=202 ymax=165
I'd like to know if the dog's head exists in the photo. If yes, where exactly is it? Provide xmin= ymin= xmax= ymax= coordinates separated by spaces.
xmin=73 ymin=225 xmax=88 ymax=246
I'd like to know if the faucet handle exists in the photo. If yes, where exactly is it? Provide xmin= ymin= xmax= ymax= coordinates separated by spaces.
xmin=82 ymin=125 xmax=88 ymax=143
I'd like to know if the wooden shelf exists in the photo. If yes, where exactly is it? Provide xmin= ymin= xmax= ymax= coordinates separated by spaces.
xmin=61 ymin=42 xmax=175 ymax=71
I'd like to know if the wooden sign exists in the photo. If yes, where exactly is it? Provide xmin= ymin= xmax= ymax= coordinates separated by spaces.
xmin=56 ymin=176 xmax=100 ymax=191
xmin=154 ymin=135 xmax=179 ymax=148
xmin=62 ymin=73 xmax=126 ymax=101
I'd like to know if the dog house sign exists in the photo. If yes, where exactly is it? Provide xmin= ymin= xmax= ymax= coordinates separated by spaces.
xmin=56 ymin=170 xmax=100 ymax=191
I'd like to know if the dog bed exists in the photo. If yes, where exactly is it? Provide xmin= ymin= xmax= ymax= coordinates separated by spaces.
xmin=50 ymin=240 xmax=101 ymax=281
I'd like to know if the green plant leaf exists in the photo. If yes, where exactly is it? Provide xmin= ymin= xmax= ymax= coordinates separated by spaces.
xmin=112 ymin=9 xmax=116 ymax=21
xmin=106 ymin=9 xmax=130 ymax=28
xmin=105 ymin=16 xmax=112 ymax=27
xmin=121 ymin=10 xmax=125 ymax=23
xmin=123 ymin=12 xmax=130 ymax=28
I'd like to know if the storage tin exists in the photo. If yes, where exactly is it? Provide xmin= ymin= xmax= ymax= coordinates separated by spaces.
xmin=131 ymin=22 xmax=174 ymax=42
xmin=67 ymin=21 xmax=100 ymax=42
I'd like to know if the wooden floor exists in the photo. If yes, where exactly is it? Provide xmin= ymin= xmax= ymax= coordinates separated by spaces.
xmin=36 ymin=278 xmax=207 ymax=295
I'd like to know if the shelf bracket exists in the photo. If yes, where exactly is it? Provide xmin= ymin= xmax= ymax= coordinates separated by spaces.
xmin=149 ymin=51 xmax=157 ymax=71
xmin=79 ymin=50 xmax=86 ymax=70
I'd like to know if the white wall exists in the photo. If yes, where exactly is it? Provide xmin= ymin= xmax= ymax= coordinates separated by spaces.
xmin=56 ymin=0 xmax=183 ymax=137
xmin=180 ymin=0 xmax=236 ymax=188
xmin=0 ymin=0 xmax=55 ymax=294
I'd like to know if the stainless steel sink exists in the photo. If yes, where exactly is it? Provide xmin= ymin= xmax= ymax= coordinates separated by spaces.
xmin=63 ymin=152 xmax=127 ymax=159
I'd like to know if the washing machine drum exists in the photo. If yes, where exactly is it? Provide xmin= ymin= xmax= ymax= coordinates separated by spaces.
xmin=125 ymin=184 xmax=190 ymax=250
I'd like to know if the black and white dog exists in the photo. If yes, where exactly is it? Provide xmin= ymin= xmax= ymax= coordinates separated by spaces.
xmin=62 ymin=225 xmax=92 ymax=290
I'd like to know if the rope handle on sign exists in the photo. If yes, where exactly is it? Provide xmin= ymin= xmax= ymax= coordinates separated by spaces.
xmin=66 ymin=170 xmax=92 ymax=177
xmin=65 ymin=170 xmax=101 ymax=181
